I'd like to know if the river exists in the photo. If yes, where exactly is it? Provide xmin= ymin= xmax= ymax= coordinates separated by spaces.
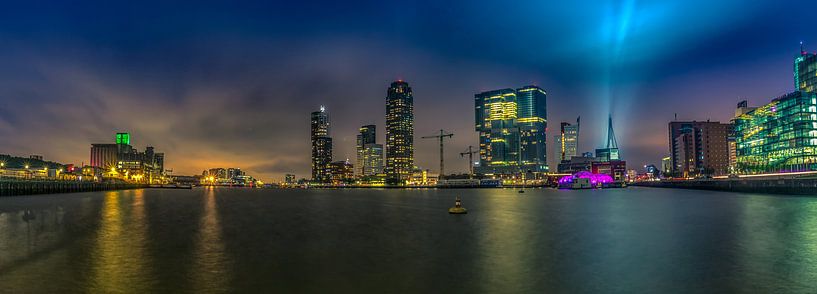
xmin=0 ymin=187 xmax=815 ymax=293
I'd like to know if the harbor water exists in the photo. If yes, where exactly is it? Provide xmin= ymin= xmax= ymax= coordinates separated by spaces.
xmin=1 ymin=187 xmax=816 ymax=293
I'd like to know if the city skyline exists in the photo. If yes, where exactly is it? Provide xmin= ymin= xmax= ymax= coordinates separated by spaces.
xmin=0 ymin=1 xmax=815 ymax=181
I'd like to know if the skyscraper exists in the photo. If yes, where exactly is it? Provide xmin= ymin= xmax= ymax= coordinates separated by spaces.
xmin=356 ymin=125 xmax=376 ymax=175
xmin=474 ymin=85 xmax=548 ymax=175
xmin=516 ymin=86 xmax=548 ymax=172
xmin=557 ymin=120 xmax=579 ymax=161
xmin=795 ymin=43 xmax=817 ymax=93
xmin=311 ymin=106 xmax=332 ymax=183
xmin=385 ymin=81 xmax=415 ymax=185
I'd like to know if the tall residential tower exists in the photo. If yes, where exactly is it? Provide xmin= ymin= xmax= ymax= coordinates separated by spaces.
xmin=311 ymin=106 xmax=332 ymax=183
xmin=385 ymin=81 xmax=415 ymax=184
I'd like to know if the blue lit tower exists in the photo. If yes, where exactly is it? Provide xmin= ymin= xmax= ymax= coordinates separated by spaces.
xmin=385 ymin=81 xmax=415 ymax=185
xmin=516 ymin=85 xmax=548 ymax=172
xmin=795 ymin=42 xmax=817 ymax=93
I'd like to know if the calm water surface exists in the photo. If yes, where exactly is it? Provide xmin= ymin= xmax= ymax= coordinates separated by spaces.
xmin=0 ymin=187 xmax=816 ymax=293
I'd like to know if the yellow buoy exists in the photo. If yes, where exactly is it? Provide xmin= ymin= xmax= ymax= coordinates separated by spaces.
xmin=449 ymin=196 xmax=467 ymax=214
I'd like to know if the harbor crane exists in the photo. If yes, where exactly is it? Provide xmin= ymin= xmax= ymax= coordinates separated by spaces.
xmin=421 ymin=130 xmax=454 ymax=177
xmin=460 ymin=146 xmax=478 ymax=178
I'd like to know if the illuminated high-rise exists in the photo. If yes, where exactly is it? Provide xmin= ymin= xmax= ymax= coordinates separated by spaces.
xmin=735 ymin=91 xmax=817 ymax=173
xmin=311 ymin=106 xmax=332 ymax=183
xmin=356 ymin=125 xmax=376 ymax=175
xmin=362 ymin=143 xmax=384 ymax=176
xmin=474 ymin=85 xmax=548 ymax=175
xmin=556 ymin=120 xmax=579 ymax=161
xmin=385 ymin=81 xmax=415 ymax=184
xmin=795 ymin=43 xmax=817 ymax=93
xmin=516 ymin=86 xmax=548 ymax=172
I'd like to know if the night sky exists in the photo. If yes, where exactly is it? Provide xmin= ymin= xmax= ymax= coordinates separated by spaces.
xmin=0 ymin=1 xmax=815 ymax=181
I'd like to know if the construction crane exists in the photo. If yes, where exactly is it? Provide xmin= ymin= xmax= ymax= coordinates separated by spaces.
xmin=421 ymin=129 xmax=454 ymax=177
xmin=460 ymin=146 xmax=478 ymax=178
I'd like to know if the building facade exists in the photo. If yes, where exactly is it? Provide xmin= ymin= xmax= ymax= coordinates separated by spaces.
xmin=90 ymin=144 xmax=119 ymax=170
xmin=661 ymin=156 xmax=672 ymax=174
xmin=795 ymin=45 xmax=817 ymax=93
xmin=668 ymin=121 xmax=732 ymax=176
xmin=735 ymin=91 xmax=817 ymax=173
xmin=90 ymin=132 xmax=165 ymax=183
xmin=311 ymin=106 xmax=332 ymax=183
xmin=356 ymin=125 xmax=381 ymax=176
xmin=591 ymin=160 xmax=627 ymax=182
xmin=474 ymin=85 xmax=548 ymax=175
xmin=557 ymin=155 xmax=597 ymax=174
xmin=329 ymin=160 xmax=354 ymax=184
xmin=556 ymin=122 xmax=579 ymax=161
xmin=385 ymin=81 xmax=415 ymax=184
xmin=362 ymin=143 xmax=384 ymax=176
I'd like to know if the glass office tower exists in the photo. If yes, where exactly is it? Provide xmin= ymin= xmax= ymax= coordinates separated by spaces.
xmin=474 ymin=85 xmax=547 ymax=175
xmin=356 ymin=125 xmax=376 ymax=176
xmin=795 ymin=45 xmax=817 ymax=93
xmin=734 ymin=91 xmax=817 ymax=173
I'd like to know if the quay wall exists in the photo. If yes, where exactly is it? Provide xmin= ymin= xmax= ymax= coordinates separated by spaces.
xmin=632 ymin=179 xmax=817 ymax=195
xmin=0 ymin=181 xmax=144 ymax=197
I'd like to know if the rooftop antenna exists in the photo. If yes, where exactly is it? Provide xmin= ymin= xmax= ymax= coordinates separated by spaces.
xmin=801 ymin=41 xmax=807 ymax=55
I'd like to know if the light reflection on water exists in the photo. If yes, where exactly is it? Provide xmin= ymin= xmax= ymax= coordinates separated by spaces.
xmin=0 ymin=187 xmax=815 ymax=293
xmin=90 ymin=190 xmax=152 ymax=292
xmin=190 ymin=187 xmax=229 ymax=293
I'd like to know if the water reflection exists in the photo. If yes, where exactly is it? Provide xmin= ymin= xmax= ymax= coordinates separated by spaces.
xmin=477 ymin=190 xmax=534 ymax=291
xmin=190 ymin=187 xmax=229 ymax=292
xmin=1 ymin=188 xmax=817 ymax=292
xmin=90 ymin=190 xmax=152 ymax=292
xmin=793 ymin=200 xmax=817 ymax=286
xmin=0 ymin=203 xmax=67 ymax=272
